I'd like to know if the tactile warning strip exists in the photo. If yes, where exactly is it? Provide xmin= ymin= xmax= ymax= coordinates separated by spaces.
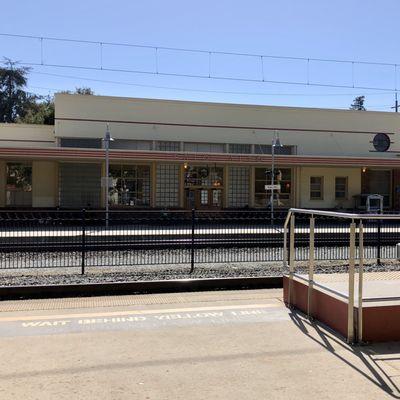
xmin=0 ymin=289 xmax=282 ymax=313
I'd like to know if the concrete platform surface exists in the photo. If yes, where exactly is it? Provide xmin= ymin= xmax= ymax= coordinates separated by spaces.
xmin=312 ymin=271 xmax=400 ymax=306
xmin=0 ymin=289 xmax=400 ymax=399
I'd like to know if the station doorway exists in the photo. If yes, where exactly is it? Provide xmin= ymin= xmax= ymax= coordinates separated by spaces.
xmin=184 ymin=165 xmax=224 ymax=209
xmin=185 ymin=188 xmax=223 ymax=209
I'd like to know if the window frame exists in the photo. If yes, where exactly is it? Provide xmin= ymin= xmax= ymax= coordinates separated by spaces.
xmin=108 ymin=164 xmax=151 ymax=207
xmin=310 ymin=176 xmax=324 ymax=200
xmin=228 ymin=143 xmax=252 ymax=154
xmin=254 ymin=167 xmax=292 ymax=208
xmin=335 ymin=176 xmax=348 ymax=200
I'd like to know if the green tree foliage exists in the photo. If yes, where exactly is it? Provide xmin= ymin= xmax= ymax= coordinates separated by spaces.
xmin=0 ymin=57 xmax=94 ymax=125
xmin=75 ymin=87 xmax=94 ymax=95
xmin=59 ymin=87 xmax=95 ymax=96
xmin=350 ymin=95 xmax=366 ymax=111
xmin=19 ymin=88 xmax=94 ymax=125
xmin=19 ymin=95 xmax=55 ymax=125
xmin=0 ymin=58 xmax=38 ymax=123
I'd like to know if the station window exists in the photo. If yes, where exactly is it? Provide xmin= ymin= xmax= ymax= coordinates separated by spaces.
xmin=310 ymin=177 xmax=323 ymax=200
xmin=184 ymin=165 xmax=224 ymax=187
xmin=108 ymin=165 xmax=150 ymax=207
xmin=60 ymin=138 xmax=102 ymax=148
xmin=335 ymin=177 xmax=348 ymax=200
xmin=110 ymin=140 xmax=152 ymax=150
xmin=228 ymin=144 xmax=252 ymax=154
xmin=6 ymin=162 xmax=32 ymax=207
xmin=254 ymin=168 xmax=291 ymax=207
xmin=254 ymin=144 xmax=296 ymax=155
xmin=155 ymin=141 xmax=181 ymax=151
xmin=228 ymin=166 xmax=250 ymax=207
xmin=156 ymin=164 xmax=180 ymax=207
xmin=184 ymin=142 xmax=225 ymax=153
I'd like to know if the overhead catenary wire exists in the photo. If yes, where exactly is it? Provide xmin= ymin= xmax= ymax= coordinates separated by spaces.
xmin=3 ymin=59 xmax=399 ymax=93
xmin=29 ymin=70 xmax=395 ymax=98
xmin=0 ymin=32 xmax=399 ymax=67
xmin=1 ymin=32 xmax=400 ymax=93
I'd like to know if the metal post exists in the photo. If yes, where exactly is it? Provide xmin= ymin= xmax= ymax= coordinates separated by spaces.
xmin=104 ymin=124 xmax=112 ymax=228
xmin=190 ymin=208 xmax=195 ymax=274
xmin=270 ymin=140 xmax=275 ymax=226
xmin=81 ymin=208 xmax=86 ymax=275
xmin=358 ymin=221 xmax=364 ymax=343
xmin=283 ymin=215 xmax=289 ymax=268
xmin=377 ymin=219 xmax=381 ymax=266
xmin=307 ymin=216 xmax=315 ymax=318
xmin=347 ymin=221 xmax=356 ymax=344
xmin=288 ymin=214 xmax=295 ymax=307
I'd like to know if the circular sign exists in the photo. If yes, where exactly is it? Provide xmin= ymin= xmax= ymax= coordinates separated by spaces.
xmin=372 ymin=133 xmax=390 ymax=152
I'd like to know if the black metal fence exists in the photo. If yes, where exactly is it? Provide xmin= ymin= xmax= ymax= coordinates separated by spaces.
xmin=291 ymin=216 xmax=399 ymax=262
xmin=0 ymin=210 xmax=399 ymax=272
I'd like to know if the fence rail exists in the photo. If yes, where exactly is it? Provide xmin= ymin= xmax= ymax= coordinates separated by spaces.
xmin=0 ymin=209 xmax=399 ymax=272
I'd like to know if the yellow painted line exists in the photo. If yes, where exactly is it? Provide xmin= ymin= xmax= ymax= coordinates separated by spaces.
xmin=0 ymin=303 xmax=282 ymax=323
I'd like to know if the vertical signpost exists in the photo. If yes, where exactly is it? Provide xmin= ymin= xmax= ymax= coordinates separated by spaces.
xmin=103 ymin=123 xmax=113 ymax=228
xmin=267 ymin=131 xmax=283 ymax=226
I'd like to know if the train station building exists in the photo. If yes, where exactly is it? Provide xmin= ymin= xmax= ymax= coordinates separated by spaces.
xmin=0 ymin=93 xmax=399 ymax=210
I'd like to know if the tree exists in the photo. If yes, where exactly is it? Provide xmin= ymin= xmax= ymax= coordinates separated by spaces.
xmin=75 ymin=87 xmax=94 ymax=95
xmin=0 ymin=58 xmax=37 ymax=123
xmin=60 ymin=87 xmax=94 ymax=95
xmin=19 ymin=95 xmax=55 ymax=125
xmin=350 ymin=95 xmax=366 ymax=111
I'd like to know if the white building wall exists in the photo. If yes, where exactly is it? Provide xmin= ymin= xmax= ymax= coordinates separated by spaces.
xmin=55 ymin=94 xmax=400 ymax=159
xmin=299 ymin=167 xmax=361 ymax=209
xmin=0 ymin=124 xmax=55 ymax=148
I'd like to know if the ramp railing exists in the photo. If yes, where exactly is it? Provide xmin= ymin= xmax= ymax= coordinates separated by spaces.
xmin=284 ymin=208 xmax=400 ymax=344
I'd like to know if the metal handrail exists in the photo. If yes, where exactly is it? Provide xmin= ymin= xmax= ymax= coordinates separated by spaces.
xmin=283 ymin=208 xmax=385 ymax=344
xmin=288 ymin=208 xmax=400 ymax=220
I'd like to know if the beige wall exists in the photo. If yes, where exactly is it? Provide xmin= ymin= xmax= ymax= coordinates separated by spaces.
xmin=32 ymin=161 xmax=58 ymax=207
xmin=0 ymin=124 xmax=55 ymax=148
xmin=54 ymin=94 xmax=400 ymax=159
xmin=299 ymin=167 xmax=361 ymax=209
xmin=0 ymin=160 xmax=5 ymax=207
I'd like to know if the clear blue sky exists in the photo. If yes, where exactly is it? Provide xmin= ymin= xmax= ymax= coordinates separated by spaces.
xmin=1 ymin=0 xmax=399 ymax=111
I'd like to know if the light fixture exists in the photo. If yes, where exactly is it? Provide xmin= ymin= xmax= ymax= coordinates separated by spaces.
xmin=362 ymin=167 xmax=367 ymax=173
xmin=273 ymin=133 xmax=283 ymax=148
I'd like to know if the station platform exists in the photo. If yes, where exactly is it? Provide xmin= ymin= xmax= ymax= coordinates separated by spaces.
xmin=1 ymin=288 xmax=400 ymax=399
xmin=284 ymin=272 xmax=400 ymax=343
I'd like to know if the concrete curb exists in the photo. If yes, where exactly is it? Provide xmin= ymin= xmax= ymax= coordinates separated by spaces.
xmin=0 ymin=276 xmax=283 ymax=300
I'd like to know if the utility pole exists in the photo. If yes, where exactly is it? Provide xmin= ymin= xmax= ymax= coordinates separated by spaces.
xmin=392 ymin=92 xmax=398 ymax=112
xmin=103 ymin=123 xmax=113 ymax=227
xmin=269 ymin=131 xmax=283 ymax=226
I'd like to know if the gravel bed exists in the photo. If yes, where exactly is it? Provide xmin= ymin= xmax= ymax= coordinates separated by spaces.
xmin=0 ymin=259 xmax=400 ymax=287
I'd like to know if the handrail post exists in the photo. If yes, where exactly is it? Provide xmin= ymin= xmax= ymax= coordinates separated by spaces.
xmin=358 ymin=221 xmax=364 ymax=344
xmin=283 ymin=211 xmax=292 ymax=268
xmin=283 ymin=222 xmax=288 ymax=268
xmin=81 ymin=208 xmax=86 ymax=275
xmin=377 ymin=219 xmax=381 ymax=266
xmin=288 ymin=214 xmax=295 ymax=307
xmin=307 ymin=216 xmax=315 ymax=318
xmin=347 ymin=221 xmax=356 ymax=344
xmin=190 ymin=208 xmax=195 ymax=274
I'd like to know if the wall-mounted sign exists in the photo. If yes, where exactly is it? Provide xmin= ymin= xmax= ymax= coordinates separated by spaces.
xmin=265 ymin=184 xmax=281 ymax=191
xmin=372 ymin=133 xmax=391 ymax=152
